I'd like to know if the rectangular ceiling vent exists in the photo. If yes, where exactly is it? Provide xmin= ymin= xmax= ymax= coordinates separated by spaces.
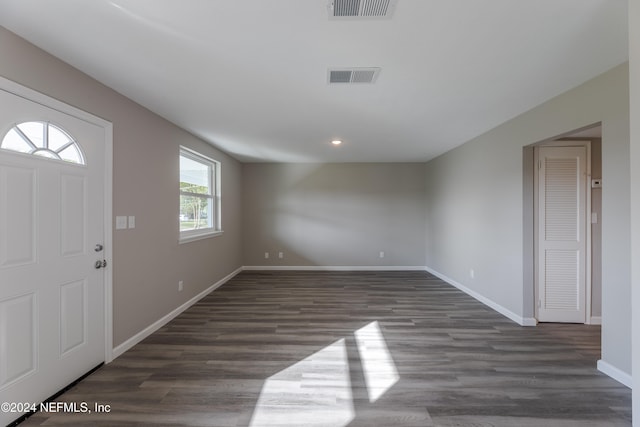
xmin=328 ymin=68 xmax=381 ymax=84
xmin=328 ymin=0 xmax=398 ymax=19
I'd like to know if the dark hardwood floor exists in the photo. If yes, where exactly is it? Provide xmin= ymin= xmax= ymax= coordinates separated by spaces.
xmin=21 ymin=271 xmax=631 ymax=426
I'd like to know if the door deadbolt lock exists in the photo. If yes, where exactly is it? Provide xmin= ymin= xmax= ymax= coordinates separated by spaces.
xmin=95 ymin=260 xmax=107 ymax=269
xmin=95 ymin=244 xmax=104 ymax=252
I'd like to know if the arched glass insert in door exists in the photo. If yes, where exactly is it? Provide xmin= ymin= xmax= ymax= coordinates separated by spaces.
xmin=1 ymin=121 xmax=85 ymax=165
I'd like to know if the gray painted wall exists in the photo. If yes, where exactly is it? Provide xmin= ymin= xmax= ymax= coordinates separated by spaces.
xmin=0 ymin=27 xmax=244 ymax=347
xmin=242 ymin=163 xmax=426 ymax=267
xmin=424 ymin=64 xmax=631 ymax=375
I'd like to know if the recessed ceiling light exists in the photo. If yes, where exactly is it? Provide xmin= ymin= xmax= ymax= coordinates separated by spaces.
xmin=331 ymin=139 xmax=343 ymax=146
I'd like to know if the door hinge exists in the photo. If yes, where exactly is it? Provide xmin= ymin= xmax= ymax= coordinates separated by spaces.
xmin=538 ymin=299 xmax=542 ymax=308
xmin=538 ymin=160 xmax=542 ymax=170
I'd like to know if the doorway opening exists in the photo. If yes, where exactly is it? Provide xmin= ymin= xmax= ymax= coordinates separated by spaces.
xmin=523 ymin=123 xmax=602 ymax=325
xmin=0 ymin=77 xmax=113 ymax=427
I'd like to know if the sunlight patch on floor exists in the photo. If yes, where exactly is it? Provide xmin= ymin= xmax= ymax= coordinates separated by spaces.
xmin=249 ymin=321 xmax=399 ymax=426
xmin=249 ymin=338 xmax=355 ymax=427
xmin=354 ymin=320 xmax=399 ymax=403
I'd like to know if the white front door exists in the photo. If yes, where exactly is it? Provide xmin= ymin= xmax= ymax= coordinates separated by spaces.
xmin=536 ymin=145 xmax=588 ymax=323
xmin=0 ymin=88 xmax=105 ymax=425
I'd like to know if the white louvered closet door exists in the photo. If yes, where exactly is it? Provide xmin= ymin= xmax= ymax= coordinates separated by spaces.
xmin=537 ymin=146 xmax=587 ymax=323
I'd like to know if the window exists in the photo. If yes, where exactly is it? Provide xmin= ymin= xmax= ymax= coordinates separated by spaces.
xmin=179 ymin=147 xmax=221 ymax=242
xmin=1 ymin=121 xmax=85 ymax=165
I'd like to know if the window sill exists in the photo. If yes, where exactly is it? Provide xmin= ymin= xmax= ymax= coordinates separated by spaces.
xmin=179 ymin=230 xmax=224 ymax=244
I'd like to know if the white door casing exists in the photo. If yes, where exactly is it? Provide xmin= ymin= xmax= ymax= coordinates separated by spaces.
xmin=536 ymin=144 xmax=589 ymax=323
xmin=0 ymin=81 xmax=112 ymax=425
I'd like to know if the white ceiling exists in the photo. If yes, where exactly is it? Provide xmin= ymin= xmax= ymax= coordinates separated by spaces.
xmin=0 ymin=1 xmax=628 ymax=163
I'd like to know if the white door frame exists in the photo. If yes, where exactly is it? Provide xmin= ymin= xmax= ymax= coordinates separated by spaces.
xmin=0 ymin=76 xmax=114 ymax=362
xmin=534 ymin=140 xmax=592 ymax=324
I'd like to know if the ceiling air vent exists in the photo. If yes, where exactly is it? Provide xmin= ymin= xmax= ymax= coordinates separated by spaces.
xmin=328 ymin=0 xmax=398 ymax=19
xmin=328 ymin=68 xmax=381 ymax=84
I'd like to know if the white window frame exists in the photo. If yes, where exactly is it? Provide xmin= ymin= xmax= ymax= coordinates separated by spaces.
xmin=179 ymin=146 xmax=222 ymax=243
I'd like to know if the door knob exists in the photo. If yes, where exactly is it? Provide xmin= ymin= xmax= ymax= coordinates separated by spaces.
xmin=95 ymin=260 xmax=107 ymax=269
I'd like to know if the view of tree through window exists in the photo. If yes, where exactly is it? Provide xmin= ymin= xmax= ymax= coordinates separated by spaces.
xmin=179 ymin=148 xmax=217 ymax=235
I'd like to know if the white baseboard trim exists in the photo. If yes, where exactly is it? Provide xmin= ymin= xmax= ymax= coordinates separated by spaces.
xmin=242 ymin=265 xmax=428 ymax=271
xmin=111 ymin=266 xmax=243 ymax=359
xmin=589 ymin=316 xmax=602 ymax=325
xmin=424 ymin=266 xmax=534 ymax=327
xmin=597 ymin=359 xmax=632 ymax=388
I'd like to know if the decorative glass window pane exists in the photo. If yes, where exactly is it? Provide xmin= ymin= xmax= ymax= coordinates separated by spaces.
xmin=48 ymin=125 xmax=72 ymax=151
xmin=59 ymin=144 xmax=83 ymax=164
xmin=17 ymin=122 xmax=45 ymax=148
xmin=1 ymin=121 xmax=85 ymax=165
xmin=1 ymin=128 xmax=32 ymax=153
xmin=33 ymin=150 xmax=58 ymax=159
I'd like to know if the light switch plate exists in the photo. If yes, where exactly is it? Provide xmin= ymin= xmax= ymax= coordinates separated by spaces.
xmin=128 ymin=216 xmax=135 ymax=229
xmin=115 ymin=216 xmax=127 ymax=230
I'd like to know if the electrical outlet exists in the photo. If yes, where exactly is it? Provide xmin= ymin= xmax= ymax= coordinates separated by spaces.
xmin=264 ymin=252 xmax=269 ymax=259
xmin=379 ymin=251 xmax=385 ymax=258
xmin=278 ymin=252 xmax=284 ymax=259
xmin=178 ymin=280 xmax=183 ymax=291
xmin=469 ymin=269 xmax=475 ymax=279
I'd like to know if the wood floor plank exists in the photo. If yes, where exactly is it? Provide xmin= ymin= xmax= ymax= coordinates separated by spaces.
xmin=19 ymin=271 xmax=631 ymax=426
